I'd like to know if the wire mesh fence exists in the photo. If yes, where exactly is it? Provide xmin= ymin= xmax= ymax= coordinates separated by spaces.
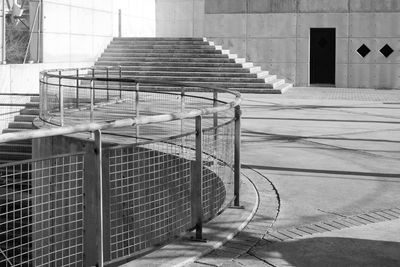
xmin=0 ymin=153 xmax=85 ymax=267
xmin=0 ymin=66 xmax=241 ymax=266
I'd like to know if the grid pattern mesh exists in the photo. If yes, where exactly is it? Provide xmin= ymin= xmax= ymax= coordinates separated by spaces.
xmin=202 ymin=120 xmax=235 ymax=219
xmin=107 ymin=139 xmax=192 ymax=261
xmin=0 ymin=154 xmax=84 ymax=267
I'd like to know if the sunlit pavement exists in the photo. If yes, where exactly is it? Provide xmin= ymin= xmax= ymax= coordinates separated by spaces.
xmin=189 ymin=87 xmax=400 ymax=267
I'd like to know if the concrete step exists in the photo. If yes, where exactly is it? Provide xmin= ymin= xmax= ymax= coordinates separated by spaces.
xmin=101 ymin=52 xmax=230 ymax=58
xmin=275 ymin=83 xmax=293 ymax=93
xmin=113 ymin=37 xmax=205 ymax=42
xmin=14 ymin=115 xmax=37 ymax=122
xmin=111 ymin=40 xmax=208 ymax=46
xmin=0 ymin=143 xmax=32 ymax=153
xmin=94 ymin=63 xmax=258 ymax=73
xmin=98 ymin=56 xmax=236 ymax=63
xmin=95 ymin=75 xmax=271 ymax=84
xmin=8 ymin=122 xmax=34 ymax=129
xmin=96 ymin=81 xmax=274 ymax=89
xmin=0 ymin=151 xmax=31 ymax=161
xmin=95 ymin=61 xmax=247 ymax=68
xmin=93 ymin=71 xmax=261 ymax=78
xmin=104 ymin=48 xmax=222 ymax=54
xmin=268 ymin=79 xmax=286 ymax=89
xmin=24 ymin=102 xmax=39 ymax=109
xmin=108 ymin=44 xmax=215 ymax=50
xmin=20 ymin=109 xmax=40 ymax=115
xmin=30 ymin=96 xmax=40 ymax=102
xmin=2 ymin=128 xmax=31 ymax=133
xmin=95 ymin=60 xmax=253 ymax=69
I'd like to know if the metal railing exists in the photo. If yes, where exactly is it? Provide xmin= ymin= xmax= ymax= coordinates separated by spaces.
xmin=0 ymin=66 xmax=242 ymax=266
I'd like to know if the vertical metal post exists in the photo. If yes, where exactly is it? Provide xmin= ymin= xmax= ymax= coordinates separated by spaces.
xmin=1 ymin=0 xmax=6 ymax=64
xmin=119 ymin=66 xmax=122 ymax=99
xmin=92 ymin=67 xmax=95 ymax=102
xmin=135 ymin=82 xmax=140 ymax=140
xmin=234 ymin=106 xmax=241 ymax=206
xmin=193 ymin=115 xmax=203 ymax=240
xmin=76 ymin=69 xmax=79 ymax=108
xmin=180 ymin=88 xmax=185 ymax=135
xmin=106 ymin=67 xmax=109 ymax=101
xmin=94 ymin=130 xmax=104 ymax=267
xmin=213 ymin=91 xmax=218 ymax=156
xmin=58 ymin=70 xmax=64 ymax=126
xmin=90 ymin=80 xmax=94 ymax=124
xmin=118 ymin=9 xmax=122 ymax=38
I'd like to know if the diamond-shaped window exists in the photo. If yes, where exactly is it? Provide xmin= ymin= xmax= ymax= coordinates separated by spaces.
xmin=357 ymin=44 xmax=371 ymax=58
xmin=380 ymin=44 xmax=394 ymax=58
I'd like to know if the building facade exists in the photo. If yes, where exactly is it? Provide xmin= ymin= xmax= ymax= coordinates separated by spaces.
xmin=156 ymin=0 xmax=400 ymax=89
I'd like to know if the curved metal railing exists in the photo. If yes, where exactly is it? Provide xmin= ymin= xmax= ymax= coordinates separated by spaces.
xmin=0 ymin=66 xmax=242 ymax=267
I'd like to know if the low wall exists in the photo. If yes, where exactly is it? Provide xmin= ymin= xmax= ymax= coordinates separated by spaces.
xmin=0 ymin=62 xmax=92 ymax=94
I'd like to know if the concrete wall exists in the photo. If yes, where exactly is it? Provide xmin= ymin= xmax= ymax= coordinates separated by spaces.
xmin=39 ymin=0 xmax=155 ymax=63
xmin=155 ymin=0 xmax=204 ymax=37
xmin=0 ymin=62 xmax=92 ymax=94
xmin=156 ymin=0 xmax=400 ymax=89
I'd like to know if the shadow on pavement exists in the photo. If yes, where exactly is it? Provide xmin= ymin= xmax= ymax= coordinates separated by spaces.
xmin=250 ymin=236 xmax=400 ymax=267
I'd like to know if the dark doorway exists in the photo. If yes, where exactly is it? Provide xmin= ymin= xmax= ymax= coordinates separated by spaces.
xmin=310 ymin=28 xmax=336 ymax=85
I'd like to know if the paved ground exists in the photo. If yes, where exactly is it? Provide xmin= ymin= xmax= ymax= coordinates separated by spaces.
xmin=127 ymin=87 xmax=400 ymax=267
xmin=188 ymin=87 xmax=400 ymax=267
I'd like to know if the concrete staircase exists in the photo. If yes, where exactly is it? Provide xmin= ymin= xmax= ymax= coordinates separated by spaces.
xmin=0 ymin=96 xmax=38 ymax=164
xmin=0 ymin=96 xmax=38 ymax=265
xmin=95 ymin=37 xmax=292 ymax=93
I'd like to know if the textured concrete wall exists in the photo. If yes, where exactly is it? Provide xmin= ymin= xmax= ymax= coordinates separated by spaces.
xmin=41 ymin=0 xmax=155 ymax=63
xmin=197 ymin=0 xmax=400 ymax=89
xmin=155 ymin=0 xmax=204 ymax=37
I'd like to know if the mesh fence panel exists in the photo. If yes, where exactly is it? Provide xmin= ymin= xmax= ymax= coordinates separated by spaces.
xmin=0 ymin=153 xmax=85 ymax=267
xmin=106 ymin=136 xmax=193 ymax=261
xmin=202 ymin=120 xmax=235 ymax=219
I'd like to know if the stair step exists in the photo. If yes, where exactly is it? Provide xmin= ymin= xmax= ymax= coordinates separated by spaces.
xmin=113 ymin=37 xmax=205 ymax=42
xmin=94 ymin=71 xmax=260 ymax=78
xmin=104 ymin=48 xmax=221 ymax=54
xmin=98 ymin=57 xmax=236 ymax=63
xmin=101 ymin=52 xmax=230 ymax=58
xmin=0 ymin=143 xmax=32 ymax=153
xmin=94 ymin=62 xmax=253 ymax=71
xmin=276 ymin=83 xmax=293 ymax=93
xmin=269 ymin=79 xmax=286 ymax=89
xmin=0 ymin=151 xmax=31 ymax=160
xmin=24 ymin=102 xmax=39 ymax=108
xmin=30 ymin=96 xmax=40 ymax=102
xmin=94 ymin=75 xmax=268 ymax=83
xmin=14 ymin=115 xmax=37 ymax=122
xmin=8 ymin=122 xmax=34 ymax=129
xmin=19 ymin=109 xmax=39 ymax=115
xmin=95 ymin=61 xmax=245 ymax=68
xmin=108 ymin=44 xmax=214 ymax=50
xmin=2 ymin=128 xmax=32 ymax=133
xmin=111 ymin=40 xmax=206 ymax=45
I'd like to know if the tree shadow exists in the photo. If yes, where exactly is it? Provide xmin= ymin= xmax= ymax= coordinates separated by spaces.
xmin=250 ymin=236 xmax=400 ymax=267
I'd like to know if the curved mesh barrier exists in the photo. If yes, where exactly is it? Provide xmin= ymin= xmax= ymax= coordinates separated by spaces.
xmin=0 ymin=66 xmax=241 ymax=266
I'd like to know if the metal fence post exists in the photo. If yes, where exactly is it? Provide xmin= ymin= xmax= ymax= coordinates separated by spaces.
xmin=92 ymin=67 xmax=96 ymax=102
xmin=106 ymin=67 xmax=110 ymax=101
xmin=193 ymin=115 xmax=204 ymax=240
xmin=58 ymin=70 xmax=64 ymax=126
xmin=181 ymin=88 xmax=185 ymax=138
xmin=234 ymin=105 xmax=241 ymax=207
xmin=135 ymin=82 xmax=140 ymax=139
xmin=90 ymin=79 xmax=94 ymax=124
xmin=119 ymin=66 xmax=122 ymax=99
xmin=94 ymin=130 xmax=104 ymax=267
xmin=76 ymin=69 xmax=80 ymax=108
